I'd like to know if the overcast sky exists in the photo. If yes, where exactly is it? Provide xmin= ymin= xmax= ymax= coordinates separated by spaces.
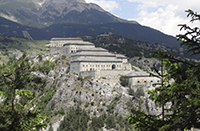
xmin=85 ymin=0 xmax=200 ymax=37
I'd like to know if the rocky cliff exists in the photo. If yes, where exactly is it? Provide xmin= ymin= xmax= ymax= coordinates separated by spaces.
xmin=34 ymin=54 xmax=162 ymax=131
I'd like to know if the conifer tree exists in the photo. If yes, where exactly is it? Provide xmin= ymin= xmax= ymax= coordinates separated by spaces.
xmin=127 ymin=10 xmax=200 ymax=131
xmin=0 ymin=52 xmax=47 ymax=131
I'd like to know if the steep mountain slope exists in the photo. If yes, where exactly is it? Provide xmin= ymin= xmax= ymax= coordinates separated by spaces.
xmin=39 ymin=23 xmax=180 ymax=47
xmin=0 ymin=0 xmax=40 ymax=27
xmin=0 ymin=16 xmax=42 ymax=37
xmin=0 ymin=0 xmax=180 ymax=47
xmin=0 ymin=0 xmax=136 ymax=28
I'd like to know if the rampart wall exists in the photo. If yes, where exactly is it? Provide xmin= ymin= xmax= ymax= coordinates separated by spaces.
xmin=129 ymin=76 xmax=160 ymax=87
xmin=80 ymin=70 xmax=132 ymax=79
xmin=50 ymin=47 xmax=71 ymax=56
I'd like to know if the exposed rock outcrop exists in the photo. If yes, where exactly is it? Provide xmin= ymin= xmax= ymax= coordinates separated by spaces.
xmin=40 ymin=55 xmax=162 ymax=131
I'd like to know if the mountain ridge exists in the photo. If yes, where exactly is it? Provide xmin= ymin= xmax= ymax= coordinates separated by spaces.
xmin=0 ymin=0 xmax=180 ymax=47
xmin=0 ymin=0 xmax=138 ymax=27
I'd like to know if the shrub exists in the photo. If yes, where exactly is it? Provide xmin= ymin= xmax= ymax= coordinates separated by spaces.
xmin=90 ymin=116 xmax=104 ymax=131
xmin=128 ymin=87 xmax=135 ymax=96
xmin=58 ymin=107 xmax=90 ymax=131
xmin=106 ymin=114 xmax=116 ymax=129
xmin=55 ymin=107 xmax=65 ymax=115
xmin=120 ymin=75 xmax=129 ymax=87
xmin=85 ymin=102 xmax=89 ymax=108
xmin=135 ymin=87 xmax=145 ymax=97
xmin=61 ymin=55 xmax=66 ymax=60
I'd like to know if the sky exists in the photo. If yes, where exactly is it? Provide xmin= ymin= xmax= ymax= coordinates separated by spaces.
xmin=85 ymin=0 xmax=200 ymax=37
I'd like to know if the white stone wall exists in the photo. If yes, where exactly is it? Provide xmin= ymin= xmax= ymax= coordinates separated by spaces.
xmin=69 ymin=45 xmax=95 ymax=53
xmin=80 ymin=62 xmax=123 ymax=72
xmin=49 ymin=40 xmax=68 ymax=47
xmin=122 ymin=63 xmax=132 ymax=70
xmin=80 ymin=70 xmax=132 ymax=79
xmin=50 ymin=44 xmax=95 ymax=56
xmin=129 ymin=76 xmax=161 ymax=87
xmin=70 ymin=62 xmax=81 ymax=74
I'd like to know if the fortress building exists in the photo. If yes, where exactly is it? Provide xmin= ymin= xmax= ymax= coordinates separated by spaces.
xmin=48 ymin=37 xmax=160 ymax=87
xmin=49 ymin=38 xmax=95 ymax=56
xmin=70 ymin=47 xmax=131 ymax=74
xmin=49 ymin=37 xmax=131 ymax=75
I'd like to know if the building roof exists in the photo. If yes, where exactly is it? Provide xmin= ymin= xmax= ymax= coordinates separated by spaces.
xmin=126 ymin=71 xmax=150 ymax=77
xmin=50 ymin=38 xmax=82 ymax=41
xmin=77 ymin=47 xmax=107 ymax=52
xmin=50 ymin=37 xmax=94 ymax=46
xmin=116 ymin=54 xmax=127 ymax=59
xmin=71 ymin=49 xmax=116 ymax=57
xmin=63 ymin=41 xmax=94 ymax=45
xmin=71 ymin=57 xmax=122 ymax=63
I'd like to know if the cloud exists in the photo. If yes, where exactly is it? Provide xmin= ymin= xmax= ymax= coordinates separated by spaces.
xmin=127 ymin=0 xmax=200 ymax=36
xmin=85 ymin=0 xmax=120 ymax=12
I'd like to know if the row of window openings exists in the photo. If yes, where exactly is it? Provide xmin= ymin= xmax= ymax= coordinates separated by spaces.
xmin=86 ymin=68 xmax=113 ymax=71
xmin=82 ymin=65 xmax=121 ymax=67
xmin=71 ymin=47 xmax=78 ymax=49
xmin=137 ymin=80 xmax=160 ymax=83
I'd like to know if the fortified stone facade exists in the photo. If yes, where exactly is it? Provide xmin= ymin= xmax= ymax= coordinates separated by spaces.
xmin=70 ymin=47 xmax=131 ymax=74
xmin=49 ymin=38 xmax=95 ymax=56
xmin=48 ymin=37 xmax=160 ymax=87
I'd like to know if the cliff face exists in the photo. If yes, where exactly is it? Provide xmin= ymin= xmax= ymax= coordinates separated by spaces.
xmin=37 ymin=55 xmax=162 ymax=131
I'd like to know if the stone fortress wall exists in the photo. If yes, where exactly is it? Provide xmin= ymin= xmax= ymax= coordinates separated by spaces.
xmin=49 ymin=38 xmax=95 ymax=56
xmin=80 ymin=70 xmax=132 ymax=79
xmin=48 ymin=37 xmax=160 ymax=87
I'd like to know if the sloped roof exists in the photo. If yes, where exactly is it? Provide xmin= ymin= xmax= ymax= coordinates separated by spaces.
xmin=126 ymin=71 xmax=150 ymax=77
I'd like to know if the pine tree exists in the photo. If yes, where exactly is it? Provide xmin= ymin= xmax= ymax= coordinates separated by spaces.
xmin=0 ymin=52 xmax=47 ymax=131
xmin=127 ymin=10 xmax=200 ymax=131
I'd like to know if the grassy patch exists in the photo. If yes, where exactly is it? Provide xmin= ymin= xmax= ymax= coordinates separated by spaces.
xmin=0 ymin=36 xmax=49 ymax=64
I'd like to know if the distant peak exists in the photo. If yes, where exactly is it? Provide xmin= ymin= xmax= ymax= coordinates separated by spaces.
xmin=33 ymin=0 xmax=86 ymax=6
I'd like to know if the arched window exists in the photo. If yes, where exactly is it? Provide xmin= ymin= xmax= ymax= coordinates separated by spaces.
xmin=112 ymin=64 xmax=116 ymax=70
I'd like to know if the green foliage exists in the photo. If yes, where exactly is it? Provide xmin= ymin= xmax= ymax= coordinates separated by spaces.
xmin=106 ymin=114 xmax=116 ymax=129
xmin=0 ymin=36 xmax=49 ymax=65
xmin=65 ymin=66 xmax=70 ymax=74
xmin=106 ymin=95 xmax=121 ymax=114
xmin=61 ymin=55 xmax=66 ymax=60
xmin=48 ymin=124 xmax=53 ymax=131
xmin=0 ymin=52 xmax=47 ymax=131
xmin=120 ymin=75 xmax=129 ymax=87
xmin=128 ymin=87 xmax=135 ymax=96
xmin=127 ymin=10 xmax=200 ymax=131
xmin=58 ymin=107 xmax=90 ymax=131
xmin=55 ymin=107 xmax=65 ymax=116
xmin=90 ymin=116 xmax=104 ymax=131
xmin=84 ymin=102 xmax=90 ymax=108
xmin=37 ymin=88 xmax=57 ymax=118
xmin=33 ymin=59 xmax=56 ymax=75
